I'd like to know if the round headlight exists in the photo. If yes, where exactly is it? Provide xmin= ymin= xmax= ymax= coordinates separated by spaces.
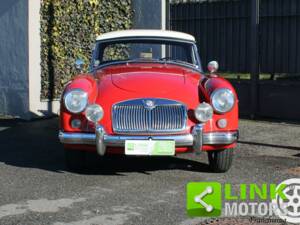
xmin=194 ymin=102 xmax=213 ymax=122
xmin=211 ymin=88 xmax=235 ymax=113
xmin=85 ymin=104 xmax=104 ymax=123
xmin=64 ymin=89 xmax=88 ymax=113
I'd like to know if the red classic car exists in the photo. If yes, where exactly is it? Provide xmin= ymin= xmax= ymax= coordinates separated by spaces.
xmin=59 ymin=30 xmax=238 ymax=172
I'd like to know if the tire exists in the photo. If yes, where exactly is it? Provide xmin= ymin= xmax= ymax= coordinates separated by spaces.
xmin=64 ymin=148 xmax=86 ymax=171
xmin=207 ymin=148 xmax=233 ymax=173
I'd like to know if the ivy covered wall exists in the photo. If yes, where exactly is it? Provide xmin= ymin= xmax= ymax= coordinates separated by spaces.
xmin=40 ymin=0 xmax=132 ymax=100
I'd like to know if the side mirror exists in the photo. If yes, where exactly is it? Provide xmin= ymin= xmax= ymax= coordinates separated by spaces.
xmin=75 ymin=58 xmax=85 ymax=72
xmin=207 ymin=61 xmax=219 ymax=73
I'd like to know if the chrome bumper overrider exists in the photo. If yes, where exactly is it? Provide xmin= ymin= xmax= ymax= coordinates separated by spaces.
xmin=59 ymin=124 xmax=238 ymax=156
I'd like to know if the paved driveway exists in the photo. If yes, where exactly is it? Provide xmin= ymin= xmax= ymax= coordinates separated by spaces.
xmin=0 ymin=118 xmax=299 ymax=225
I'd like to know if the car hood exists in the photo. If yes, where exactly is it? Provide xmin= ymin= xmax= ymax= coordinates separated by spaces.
xmin=97 ymin=63 xmax=200 ymax=95
xmin=111 ymin=68 xmax=185 ymax=94
xmin=95 ymin=63 xmax=202 ymax=105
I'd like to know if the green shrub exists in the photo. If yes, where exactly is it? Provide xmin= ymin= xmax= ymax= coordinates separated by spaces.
xmin=40 ymin=0 xmax=132 ymax=100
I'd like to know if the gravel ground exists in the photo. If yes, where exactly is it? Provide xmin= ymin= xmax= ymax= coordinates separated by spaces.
xmin=0 ymin=118 xmax=299 ymax=225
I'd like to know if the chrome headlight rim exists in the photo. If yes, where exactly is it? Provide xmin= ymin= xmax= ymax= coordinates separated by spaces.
xmin=194 ymin=102 xmax=213 ymax=122
xmin=85 ymin=104 xmax=104 ymax=123
xmin=210 ymin=88 xmax=235 ymax=114
xmin=64 ymin=89 xmax=88 ymax=114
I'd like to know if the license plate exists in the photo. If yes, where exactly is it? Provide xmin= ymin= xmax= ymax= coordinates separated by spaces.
xmin=125 ymin=140 xmax=175 ymax=156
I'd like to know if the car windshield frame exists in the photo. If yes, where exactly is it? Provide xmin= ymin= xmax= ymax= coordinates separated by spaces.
xmin=90 ymin=37 xmax=203 ymax=72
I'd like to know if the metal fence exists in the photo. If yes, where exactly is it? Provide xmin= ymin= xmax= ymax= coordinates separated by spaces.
xmin=169 ymin=0 xmax=300 ymax=120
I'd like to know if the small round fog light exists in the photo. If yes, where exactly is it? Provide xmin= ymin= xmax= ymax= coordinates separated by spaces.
xmin=217 ymin=119 xmax=227 ymax=128
xmin=71 ymin=119 xmax=81 ymax=128
xmin=85 ymin=104 xmax=104 ymax=123
xmin=194 ymin=102 xmax=213 ymax=122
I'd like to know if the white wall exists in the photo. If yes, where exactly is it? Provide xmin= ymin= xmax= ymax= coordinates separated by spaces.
xmin=28 ymin=0 xmax=59 ymax=118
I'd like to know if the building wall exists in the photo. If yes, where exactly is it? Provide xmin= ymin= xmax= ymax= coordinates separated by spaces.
xmin=133 ymin=0 xmax=166 ymax=29
xmin=0 ymin=0 xmax=167 ymax=119
xmin=28 ymin=0 xmax=60 ymax=118
xmin=0 ymin=0 xmax=29 ymax=118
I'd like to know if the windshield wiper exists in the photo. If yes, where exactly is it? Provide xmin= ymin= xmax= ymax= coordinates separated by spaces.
xmin=163 ymin=59 xmax=195 ymax=67
xmin=126 ymin=58 xmax=161 ymax=63
xmin=93 ymin=58 xmax=161 ymax=70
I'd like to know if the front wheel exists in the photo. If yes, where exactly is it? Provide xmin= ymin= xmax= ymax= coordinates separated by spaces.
xmin=64 ymin=148 xmax=86 ymax=171
xmin=207 ymin=148 xmax=233 ymax=173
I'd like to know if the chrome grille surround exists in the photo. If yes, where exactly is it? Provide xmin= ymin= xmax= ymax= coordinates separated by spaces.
xmin=112 ymin=98 xmax=187 ymax=134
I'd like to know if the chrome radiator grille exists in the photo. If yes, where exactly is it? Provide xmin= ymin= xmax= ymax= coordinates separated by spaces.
xmin=112 ymin=99 xmax=187 ymax=134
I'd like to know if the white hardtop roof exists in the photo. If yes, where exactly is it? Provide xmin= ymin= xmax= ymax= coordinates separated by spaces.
xmin=96 ymin=30 xmax=195 ymax=42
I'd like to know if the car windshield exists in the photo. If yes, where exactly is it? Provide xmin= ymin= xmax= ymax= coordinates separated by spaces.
xmin=93 ymin=39 xmax=201 ymax=69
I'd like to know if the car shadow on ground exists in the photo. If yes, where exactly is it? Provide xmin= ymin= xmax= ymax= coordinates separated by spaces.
xmin=0 ymin=118 xmax=212 ymax=175
xmin=238 ymin=140 xmax=300 ymax=151
xmin=83 ymin=154 xmax=211 ymax=175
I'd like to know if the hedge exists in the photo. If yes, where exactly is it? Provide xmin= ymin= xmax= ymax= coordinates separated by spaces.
xmin=40 ymin=0 xmax=133 ymax=100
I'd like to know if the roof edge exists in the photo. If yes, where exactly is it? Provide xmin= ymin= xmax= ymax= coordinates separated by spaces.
xmin=96 ymin=29 xmax=195 ymax=42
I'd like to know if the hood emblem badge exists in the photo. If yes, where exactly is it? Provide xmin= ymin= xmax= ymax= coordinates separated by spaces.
xmin=143 ymin=100 xmax=156 ymax=110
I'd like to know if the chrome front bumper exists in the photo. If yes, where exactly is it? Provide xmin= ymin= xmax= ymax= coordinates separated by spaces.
xmin=59 ymin=124 xmax=238 ymax=156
